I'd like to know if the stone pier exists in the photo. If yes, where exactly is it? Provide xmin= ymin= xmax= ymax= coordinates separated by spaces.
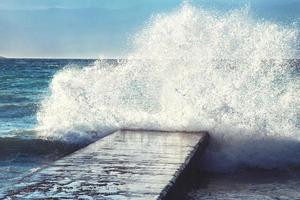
xmin=3 ymin=130 xmax=209 ymax=200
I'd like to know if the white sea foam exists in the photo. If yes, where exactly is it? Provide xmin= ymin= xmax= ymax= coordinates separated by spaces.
xmin=37 ymin=3 xmax=300 ymax=171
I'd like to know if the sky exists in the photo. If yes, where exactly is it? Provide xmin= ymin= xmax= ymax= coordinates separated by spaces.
xmin=0 ymin=0 xmax=299 ymax=58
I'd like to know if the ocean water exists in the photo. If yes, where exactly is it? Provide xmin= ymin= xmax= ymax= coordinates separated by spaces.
xmin=0 ymin=59 xmax=95 ymax=193
xmin=1 ymin=2 xmax=300 ymax=199
xmin=185 ymin=169 xmax=300 ymax=199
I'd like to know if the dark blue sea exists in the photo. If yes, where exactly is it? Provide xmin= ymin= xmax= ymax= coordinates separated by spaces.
xmin=0 ymin=59 xmax=95 ymax=193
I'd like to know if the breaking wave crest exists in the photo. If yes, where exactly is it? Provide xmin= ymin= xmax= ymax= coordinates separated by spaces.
xmin=36 ymin=3 xmax=300 ymax=171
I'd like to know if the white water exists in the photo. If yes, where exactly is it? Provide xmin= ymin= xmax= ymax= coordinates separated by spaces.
xmin=37 ymin=3 xmax=300 ymax=171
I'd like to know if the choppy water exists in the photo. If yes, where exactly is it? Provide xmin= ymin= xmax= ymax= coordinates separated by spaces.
xmin=0 ymin=59 xmax=95 ymax=135
xmin=1 ymin=2 xmax=300 ymax=199
xmin=186 ymin=169 xmax=300 ymax=200
xmin=0 ymin=59 xmax=93 ymax=193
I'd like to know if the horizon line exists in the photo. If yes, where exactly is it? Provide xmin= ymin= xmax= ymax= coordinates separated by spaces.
xmin=0 ymin=56 xmax=128 ymax=60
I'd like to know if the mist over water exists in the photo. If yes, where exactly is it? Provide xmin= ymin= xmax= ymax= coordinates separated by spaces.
xmin=37 ymin=3 xmax=300 ymax=172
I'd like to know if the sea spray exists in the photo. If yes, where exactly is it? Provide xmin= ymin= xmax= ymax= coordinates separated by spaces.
xmin=37 ymin=3 xmax=300 ymax=171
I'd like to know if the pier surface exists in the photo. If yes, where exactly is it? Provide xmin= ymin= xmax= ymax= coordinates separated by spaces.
xmin=3 ymin=130 xmax=208 ymax=199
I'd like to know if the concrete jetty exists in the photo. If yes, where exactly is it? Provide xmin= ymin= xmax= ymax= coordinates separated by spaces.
xmin=3 ymin=130 xmax=209 ymax=199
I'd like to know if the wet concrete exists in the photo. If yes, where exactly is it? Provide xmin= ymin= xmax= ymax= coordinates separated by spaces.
xmin=3 ymin=130 xmax=208 ymax=200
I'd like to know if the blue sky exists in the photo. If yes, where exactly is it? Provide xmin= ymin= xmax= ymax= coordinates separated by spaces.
xmin=0 ymin=0 xmax=299 ymax=58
